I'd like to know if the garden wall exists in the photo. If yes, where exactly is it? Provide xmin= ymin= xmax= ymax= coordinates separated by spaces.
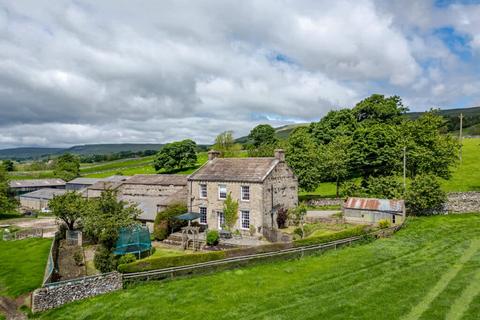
xmin=32 ymin=272 xmax=123 ymax=313
xmin=307 ymin=198 xmax=342 ymax=207
xmin=446 ymin=192 xmax=480 ymax=213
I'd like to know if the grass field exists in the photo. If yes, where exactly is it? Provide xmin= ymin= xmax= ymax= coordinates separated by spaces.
xmin=36 ymin=214 xmax=480 ymax=320
xmin=0 ymin=234 xmax=51 ymax=298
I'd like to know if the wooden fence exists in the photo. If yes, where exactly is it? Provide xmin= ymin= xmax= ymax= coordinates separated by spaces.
xmin=123 ymin=224 xmax=403 ymax=283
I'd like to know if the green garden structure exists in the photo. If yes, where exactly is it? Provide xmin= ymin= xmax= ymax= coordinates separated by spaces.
xmin=114 ymin=225 xmax=152 ymax=258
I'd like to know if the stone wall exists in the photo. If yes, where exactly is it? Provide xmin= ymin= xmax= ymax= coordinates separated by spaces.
xmin=307 ymin=198 xmax=343 ymax=207
xmin=32 ymin=272 xmax=123 ymax=313
xmin=446 ymin=192 xmax=480 ymax=213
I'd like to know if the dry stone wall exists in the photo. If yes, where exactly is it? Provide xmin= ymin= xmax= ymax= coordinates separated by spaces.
xmin=446 ymin=192 xmax=480 ymax=213
xmin=32 ymin=272 xmax=123 ymax=313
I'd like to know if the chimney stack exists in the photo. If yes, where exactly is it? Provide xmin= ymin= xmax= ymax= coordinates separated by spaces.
xmin=208 ymin=150 xmax=221 ymax=161
xmin=274 ymin=149 xmax=285 ymax=162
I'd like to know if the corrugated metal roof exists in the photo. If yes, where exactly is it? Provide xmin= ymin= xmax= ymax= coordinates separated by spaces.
xmin=9 ymin=179 xmax=66 ymax=188
xmin=344 ymin=197 xmax=404 ymax=212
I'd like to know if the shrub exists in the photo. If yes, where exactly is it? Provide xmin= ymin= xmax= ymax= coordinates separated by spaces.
xmin=276 ymin=207 xmax=288 ymax=229
xmin=378 ymin=219 xmax=391 ymax=229
xmin=406 ymin=174 xmax=446 ymax=216
xmin=118 ymin=253 xmax=136 ymax=266
xmin=153 ymin=202 xmax=188 ymax=240
xmin=206 ymin=230 xmax=219 ymax=246
xmin=293 ymin=225 xmax=369 ymax=247
xmin=118 ymin=251 xmax=226 ymax=273
xmin=94 ymin=246 xmax=117 ymax=273
xmin=249 ymin=225 xmax=256 ymax=236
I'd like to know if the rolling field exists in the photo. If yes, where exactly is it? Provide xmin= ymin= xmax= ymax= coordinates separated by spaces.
xmin=36 ymin=214 xmax=480 ymax=320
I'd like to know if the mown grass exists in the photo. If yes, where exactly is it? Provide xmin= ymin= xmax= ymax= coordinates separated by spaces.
xmin=441 ymin=137 xmax=480 ymax=192
xmin=36 ymin=214 xmax=480 ymax=320
xmin=0 ymin=235 xmax=51 ymax=297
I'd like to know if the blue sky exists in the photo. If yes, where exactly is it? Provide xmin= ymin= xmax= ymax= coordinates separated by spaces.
xmin=0 ymin=0 xmax=480 ymax=148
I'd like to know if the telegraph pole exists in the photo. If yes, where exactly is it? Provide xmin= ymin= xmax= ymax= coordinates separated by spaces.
xmin=403 ymin=146 xmax=407 ymax=191
xmin=459 ymin=113 xmax=464 ymax=163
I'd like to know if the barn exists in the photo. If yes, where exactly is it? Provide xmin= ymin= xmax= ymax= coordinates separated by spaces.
xmin=343 ymin=197 xmax=405 ymax=225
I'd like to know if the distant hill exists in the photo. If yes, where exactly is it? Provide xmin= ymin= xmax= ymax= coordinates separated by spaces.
xmin=0 ymin=144 xmax=164 ymax=160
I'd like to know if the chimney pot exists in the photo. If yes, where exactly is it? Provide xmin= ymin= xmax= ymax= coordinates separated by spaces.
xmin=274 ymin=149 xmax=285 ymax=162
xmin=208 ymin=150 xmax=221 ymax=160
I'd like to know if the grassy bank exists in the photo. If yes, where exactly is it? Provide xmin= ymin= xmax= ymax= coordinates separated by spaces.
xmin=0 ymin=236 xmax=51 ymax=297
xmin=37 ymin=214 xmax=480 ymax=319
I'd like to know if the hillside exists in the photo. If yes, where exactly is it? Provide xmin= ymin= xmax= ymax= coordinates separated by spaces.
xmin=0 ymin=144 xmax=164 ymax=160
xmin=37 ymin=214 xmax=480 ymax=319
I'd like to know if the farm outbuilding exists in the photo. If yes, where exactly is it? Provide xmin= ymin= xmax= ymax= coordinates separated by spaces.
xmin=19 ymin=188 xmax=67 ymax=211
xmin=343 ymin=197 xmax=405 ymax=225
xmin=9 ymin=179 xmax=66 ymax=197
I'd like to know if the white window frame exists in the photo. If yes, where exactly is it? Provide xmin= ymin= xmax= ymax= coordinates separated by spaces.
xmin=218 ymin=184 xmax=227 ymax=200
xmin=199 ymin=206 xmax=207 ymax=225
xmin=241 ymin=185 xmax=250 ymax=201
xmin=199 ymin=184 xmax=207 ymax=199
xmin=240 ymin=210 xmax=250 ymax=230
xmin=218 ymin=211 xmax=225 ymax=229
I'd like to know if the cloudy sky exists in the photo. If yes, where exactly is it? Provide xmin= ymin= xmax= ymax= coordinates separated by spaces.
xmin=1 ymin=0 xmax=480 ymax=148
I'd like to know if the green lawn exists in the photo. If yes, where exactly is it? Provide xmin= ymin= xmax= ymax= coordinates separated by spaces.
xmin=441 ymin=137 xmax=480 ymax=192
xmin=0 ymin=235 xmax=51 ymax=297
xmin=37 ymin=214 xmax=480 ymax=319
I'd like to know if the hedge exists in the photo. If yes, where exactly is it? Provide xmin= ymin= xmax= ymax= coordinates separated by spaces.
xmin=118 ymin=251 xmax=226 ymax=273
xmin=293 ymin=225 xmax=370 ymax=247
xmin=225 ymin=242 xmax=293 ymax=258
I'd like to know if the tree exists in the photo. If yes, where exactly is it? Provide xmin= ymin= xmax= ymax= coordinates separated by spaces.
xmin=153 ymin=202 xmax=188 ymax=240
xmin=82 ymin=189 xmax=140 ymax=249
xmin=285 ymin=127 xmax=322 ymax=191
xmin=2 ymin=160 xmax=14 ymax=172
xmin=319 ymin=136 xmax=352 ymax=197
xmin=154 ymin=139 xmax=197 ymax=172
xmin=247 ymin=124 xmax=279 ymax=157
xmin=288 ymin=203 xmax=307 ymax=238
xmin=213 ymin=131 xmax=242 ymax=157
xmin=401 ymin=111 xmax=459 ymax=179
xmin=223 ymin=193 xmax=239 ymax=231
xmin=54 ymin=153 xmax=80 ymax=181
xmin=309 ymin=109 xmax=357 ymax=145
xmin=352 ymin=94 xmax=408 ymax=124
xmin=406 ymin=174 xmax=446 ymax=215
xmin=49 ymin=191 xmax=89 ymax=230
xmin=0 ymin=166 xmax=18 ymax=213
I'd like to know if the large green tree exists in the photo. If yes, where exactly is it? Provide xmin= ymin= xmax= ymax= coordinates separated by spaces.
xmin=285 ymin=127 xmax=322 ymax=191
xmin=309 ymin=108 xmax=357 ymax=145
xmin=318 ymin=136 xmax=352 ymax=197
xmin=0 ymin=166 xmax=18 ymax=213
xmin=352 ymin=94 xmax=408 ymax=124
xmin=54 ymin=153 xmax=80 ymax=181
xmin=154 ymin=139 xmax=197 ymax=172
xmin=247 ymin=124 xmax=279 ymax=157
xmin=82 ymin=189 xmax=140 ymax=249
xmin=49 ymin=191 xmax=89 ymax=230
xmin=2 ymin=160 xmax=15 ymax=172
xmin=213 ymin=131 xmax=242 ymax=157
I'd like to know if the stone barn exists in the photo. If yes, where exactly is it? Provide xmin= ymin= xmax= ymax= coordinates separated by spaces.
xmin=9 ymin=179 xmax=66 ymax=197
xmin=19 ymin=188 xmax=67 ymax=211
xmin=343 ymin=197 xmax=405 ymax=225
xmin=117 ymin=174 xmax=188 ymax=231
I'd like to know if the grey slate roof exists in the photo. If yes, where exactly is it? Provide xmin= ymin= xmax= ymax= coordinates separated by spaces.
xmin=19 ymin=188 xmax=67 ymax=200
xmin=188 ymin=158 xmax=279 ymax=182
xmin=122 ymin=174 xmax=188 ymax=186
xmin=122 ymin=188 xmax=188 ymax=221
xmin=9 ymin=179 xmax=66 ymax=188
xmin=87 ymin=176 xmax=130 ymax=190
xmin=67 ymin=178 xmax=103 ymax=185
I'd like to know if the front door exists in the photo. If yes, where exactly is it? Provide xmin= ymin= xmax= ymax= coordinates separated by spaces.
xmin=217 ymin=211 xmax=225 ymax=230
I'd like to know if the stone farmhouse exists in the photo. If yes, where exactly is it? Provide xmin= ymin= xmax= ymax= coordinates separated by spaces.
xmin=187 ymin=149 xmax=298 ymax=238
